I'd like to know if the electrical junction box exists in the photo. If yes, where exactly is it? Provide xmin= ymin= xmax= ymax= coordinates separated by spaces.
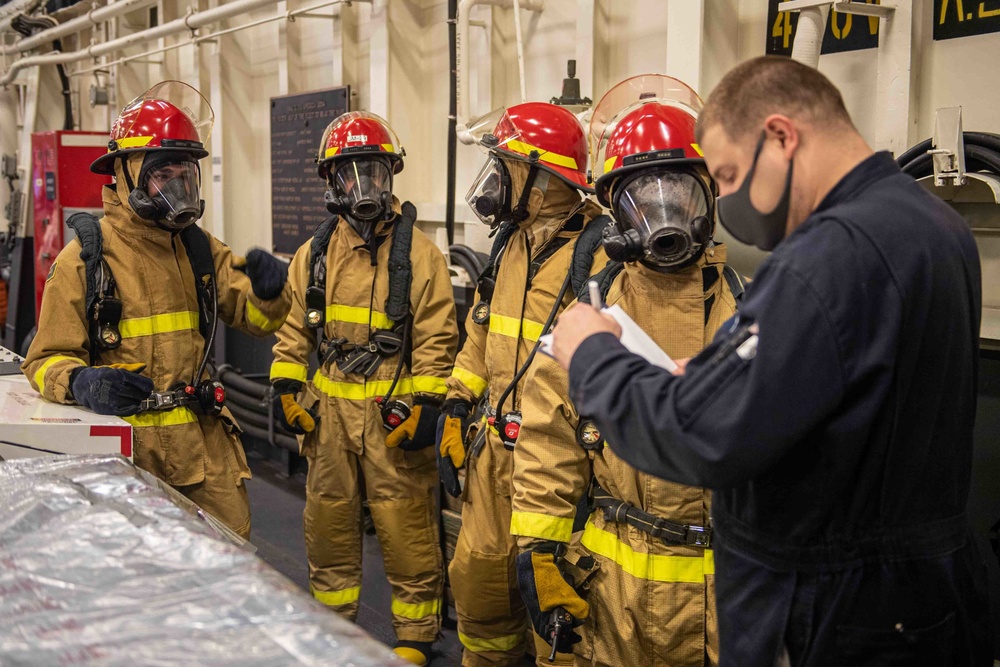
xmin=31 ymin=131 xmax=111 ymax=319
xmin=0 ymin=372 xmax=132 ymax=462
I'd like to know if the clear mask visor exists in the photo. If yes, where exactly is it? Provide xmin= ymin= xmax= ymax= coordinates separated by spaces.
xmin=334 ymin=159 xmax=392 ymax=222
xmin=615 ymin=171 xmax=710 ymax=266
xmin=465 ymin=156 xmax=509 ymax=227
xmin=144 ymin=160 xmax=202 ymax=229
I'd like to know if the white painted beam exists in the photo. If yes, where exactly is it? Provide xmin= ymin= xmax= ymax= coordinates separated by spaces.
xmin=874 ymin=0 xmax=914 ymax=154
xmin=666 ymin=0 xmax=704 ymax=91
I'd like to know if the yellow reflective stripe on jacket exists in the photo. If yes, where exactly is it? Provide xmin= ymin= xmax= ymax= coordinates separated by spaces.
xmin=246 ymin=300 xmax=284 ymax=333
xmin=122 ymin=407 xmax=199 ymax=428
xmin=391 ymin=596 xmax=441 ymax=620
xmin=411 ymin=375 xmax=447 ymax=395
xmin=510 ymin=511 xmax=574 ymax=543
xmin=34 ymin=355 xmax=86 ymax=396
xmin=451 ymin=366 xmax=488 ymax=397
xmin=119 ymin=311 xmax=199 ymax=339
xmin=312 ymin=373 xmax=446 ymax=400
xmin=459 ymin=631 xmax=523 ymax=654
xmin=270 ymin=362 xmax=309 ymax=383
xmin=489 ymin=314 xmax=546 ymax=343
xmin=581 ymin=521 xmax=714 ymax=583
xmin=326 ymin=304 xmax=393 ymax=330
xmin=312 ymin=585 xmax=361 ymax=607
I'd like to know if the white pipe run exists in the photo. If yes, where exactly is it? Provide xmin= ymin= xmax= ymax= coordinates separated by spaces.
xmin=512 ymin=0 xmax=526 ymax=104
xmin=0 ymin=0 xmax=281 ymax=87
xmin=456 ymin=0 xmax=543 ymax=145
xmin=2 ymin=0 xmax=159 ymax=57
xmin=790 ymin=5 xmax=830 ymax=69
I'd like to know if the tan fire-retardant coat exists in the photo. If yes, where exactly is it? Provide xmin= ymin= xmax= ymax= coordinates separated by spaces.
xmin=22 ymin=154 xmax=292 ymax=538
xmin=511 ymin=247 xmax=738 ymax=667
xmin=269 ymin=199 xmax=458 ymax=643
xmin=446 ymin=159 xmax=606 ymax=667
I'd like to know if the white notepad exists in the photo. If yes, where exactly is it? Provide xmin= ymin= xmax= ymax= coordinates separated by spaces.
xmin=539 ymin=304 xmax=677 ymax=373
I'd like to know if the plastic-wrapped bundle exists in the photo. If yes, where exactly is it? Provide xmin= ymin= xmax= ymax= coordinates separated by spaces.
xmin=0 ymin=454 xmax=406 ymax=667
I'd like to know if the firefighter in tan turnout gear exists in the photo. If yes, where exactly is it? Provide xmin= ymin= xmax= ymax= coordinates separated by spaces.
xmin=511 ymin=77 xmax=741 ymax=666
xmin=437 ymin=102 xmax=608 ymax=666
xmin=268 ymin=111 xmax=458 ymax=666
xmin=23 ymin=81 xmax=292 ymax=539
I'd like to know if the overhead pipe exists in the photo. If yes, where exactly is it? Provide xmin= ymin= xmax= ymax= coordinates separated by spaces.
xmin=446 ymin=0 xmax=458 ymax=246
xmin=70 ymin=0 xmax=360 ymax=77
xmin=512 ymin=0 xmax=526 ymax=103
xmin=790 ymin=5 xmax=829 ymax=68
xmin=1 ymin=0 xmax=159 ymax=57
xmin=0 ymin=0 xmax=292 ymax=87
xmin=455 ymin=0 xmax=543 ymax=145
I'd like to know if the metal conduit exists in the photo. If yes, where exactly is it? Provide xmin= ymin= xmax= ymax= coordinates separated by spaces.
xmin=1 ymin=0 xmax=353 ymax=86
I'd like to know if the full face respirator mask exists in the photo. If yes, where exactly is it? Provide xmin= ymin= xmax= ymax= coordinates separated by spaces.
xmin=127 ymin=156 xmax=205 ymax=231
xmin=324 ymin=158 xmax=394 ymax=238
xmin=603 ymin=169 xmax=714 ymax=271
xmin=465 ymin=155 xmax=514 ymax=227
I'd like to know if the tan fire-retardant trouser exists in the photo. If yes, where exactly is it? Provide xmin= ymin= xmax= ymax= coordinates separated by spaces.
xmin=301 ymin=390 xmax=444 ymax=643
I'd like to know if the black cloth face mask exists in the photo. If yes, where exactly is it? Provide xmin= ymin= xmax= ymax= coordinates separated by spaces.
xmin=717 ymin=131 xmax=794 ymax=251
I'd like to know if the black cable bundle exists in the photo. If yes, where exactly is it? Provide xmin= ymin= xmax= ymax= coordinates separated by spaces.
xmin=895 ymin=132 xmax=1000 ymax=178
xmin=10 ymin=11 xmax=73 ymax=130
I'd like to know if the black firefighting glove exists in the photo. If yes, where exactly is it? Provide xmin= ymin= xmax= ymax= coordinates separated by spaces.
xmin=69 ymin=363 xmax=154 ymax=417
xmin=235 ymin=248 xmax=288 ymax=300
xmin=385 ymin=395 xmax=441 ymax=451
xmin=436 ymin=398 xmax=471 ymax=497
xmin=516 ymin=542 xmax=589 ymax=654
xmin=271 ymin=379 xmax=318 ymax=435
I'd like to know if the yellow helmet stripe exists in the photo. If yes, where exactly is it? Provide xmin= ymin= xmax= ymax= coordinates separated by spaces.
xmin=114 ymin=136 xmax=154 ymax=150
xmin=504 ymin=139 xmax=578 ymax=170
xmin=324 ymin=146 xmax=340 ymax=159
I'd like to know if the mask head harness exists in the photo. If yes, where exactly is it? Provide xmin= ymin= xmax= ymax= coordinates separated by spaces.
xmin=122 ymin=151 xmax=205 ymax=231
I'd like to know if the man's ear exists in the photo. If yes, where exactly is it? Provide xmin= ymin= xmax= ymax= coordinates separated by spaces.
xmin=763 ymin=114 xmax=799 ymax=159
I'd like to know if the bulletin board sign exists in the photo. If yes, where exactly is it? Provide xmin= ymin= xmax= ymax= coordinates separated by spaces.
xmin=934 ymin=0 xmax=1000 ymax=40
xmin=766 ymin=0 xmax=881 ymax=56
xmin=270 ymin=87 xmax=350 ymax=256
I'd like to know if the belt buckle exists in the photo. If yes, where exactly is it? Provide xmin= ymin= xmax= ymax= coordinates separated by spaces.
xmin=687 ymin=525 xmax=711 ymax=548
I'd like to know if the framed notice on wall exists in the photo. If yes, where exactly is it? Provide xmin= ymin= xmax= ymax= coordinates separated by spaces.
xmin=934 ymin=0 xmax=1000 ymax=40
xmin=270 ymin=87 xmax=350 ymax=256
xmin=766 ymin=0 xmax=881 ymax=56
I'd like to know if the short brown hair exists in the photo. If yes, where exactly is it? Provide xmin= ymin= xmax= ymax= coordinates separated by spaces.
xmin=696 ymin=56 xmax=854 ymax=144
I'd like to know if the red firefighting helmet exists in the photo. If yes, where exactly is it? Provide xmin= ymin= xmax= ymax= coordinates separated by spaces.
xmin=90 ymin=81 xmax=213 ymax=175
xmin=467 ymin=102 xmax=591 ymax=191
xmin=317 ymin=111 xmax=404 ymax=181
xmin=589 ymin=74 xmax=705 ymax=206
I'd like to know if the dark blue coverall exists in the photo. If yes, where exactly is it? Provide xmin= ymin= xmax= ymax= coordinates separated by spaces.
xmin=568 ymin=152 xmax=993 ymax=666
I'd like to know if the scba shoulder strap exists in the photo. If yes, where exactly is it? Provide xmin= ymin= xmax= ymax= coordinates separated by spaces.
xmin=577 ymin=259 xmax=625 ymax=305
xmin=66 ymin=212 xmax=217 ymax=367
xmin=306 ymin=203 xmax=417 ymax=379
xmin=306 ymin=203 xmax=417 ymax=331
